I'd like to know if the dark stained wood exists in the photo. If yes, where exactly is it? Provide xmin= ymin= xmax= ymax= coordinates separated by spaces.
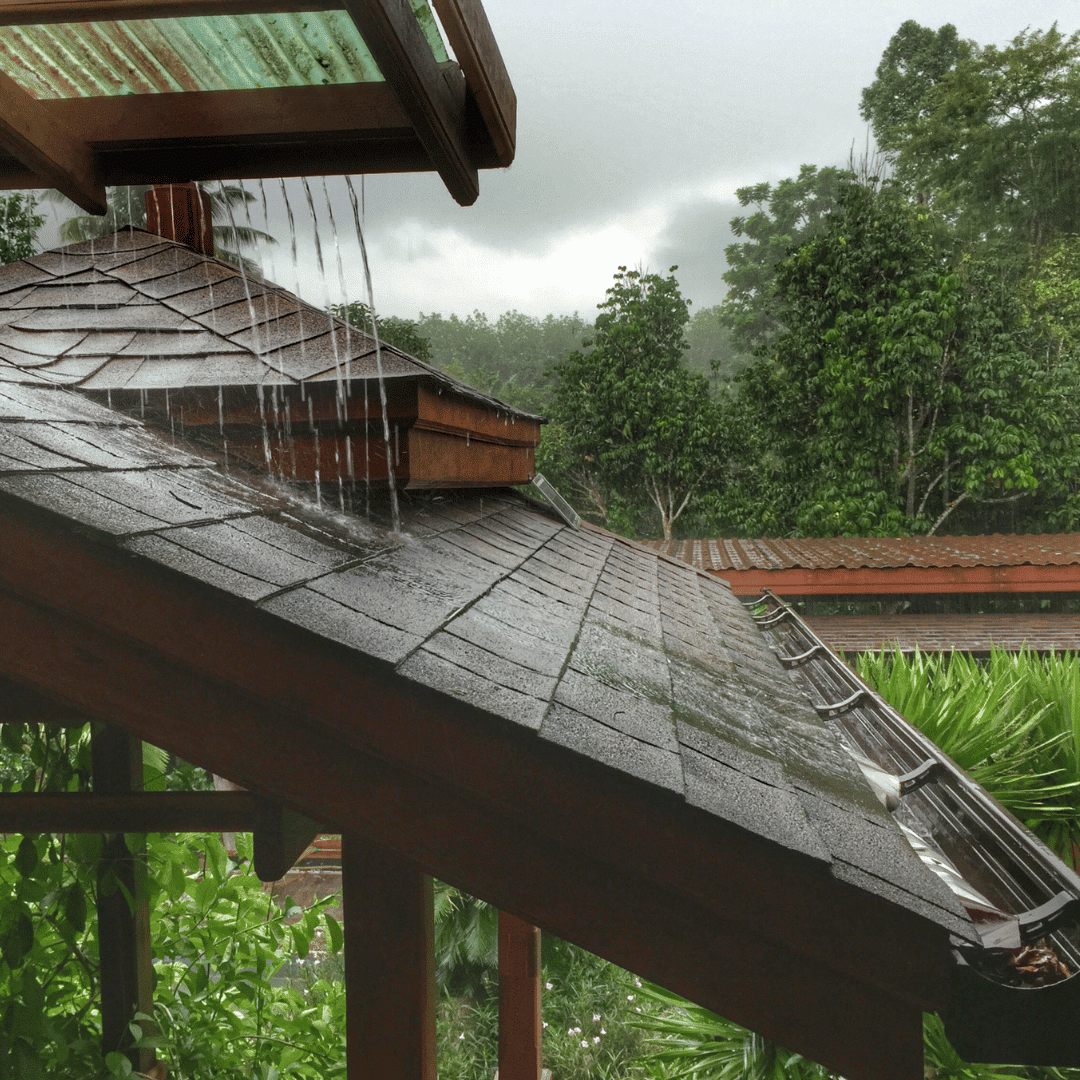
xmin=717 ymin=563 xmax=1080 ymax=596
xmin=47 ymin=82 xmax=414 ymax=148
xmin=0 ymin=0 xmax=336 ymax=22
xmin=225 ymin=432 xmax=402 ymax=485
xmin=0 ymin=502 xmax=952 ymax=1080
xmin=92 ymin=725 xmax=155 ymax=1073
xmin=432 ymin=0 xmax=516 ymax=166
xmin=0 ymin=790 xmax=261 ymax=832
xmin=0 ymin=67 xmax=105 ymax=213
xmin=253 ymin=798 xmax=323 ymax=883
xmin=342 ymin=0 xmax=479 ymax=205
xmin=406 ymin=427 xmax=534 ymax=487
xmin=342 ymin=833 xmax=436 ymax=1080
xmin=498 ymin=912 xmax=541 ymax=1080
xmin=416 ymin=383 xmax=541 ymax=447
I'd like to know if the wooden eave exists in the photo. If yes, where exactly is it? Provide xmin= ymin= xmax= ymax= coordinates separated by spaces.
xmin=0 ymin=0 xmax=515 ymax=208
xmin=0 ymin=485 xmax=954 ymax=1080
xmin=709 ymin=564 xmax=1080 ymax=597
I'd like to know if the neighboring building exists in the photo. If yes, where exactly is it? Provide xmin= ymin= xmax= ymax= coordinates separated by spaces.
xmin=649 ymin=534 xmax=1080 ymax=654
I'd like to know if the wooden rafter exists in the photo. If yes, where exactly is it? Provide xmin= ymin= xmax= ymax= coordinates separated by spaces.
xmin=432 ymin=0 xmax=515 ymax=166
xmin=0 ymin=66 xmax=104 ymax=211
xmin=342 ymin=0 xmax=479 ymax=205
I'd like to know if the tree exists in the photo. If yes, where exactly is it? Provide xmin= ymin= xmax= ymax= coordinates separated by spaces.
xmin=719 ymin=165 xmax=847 ymax=355
xmin=333 ymin=302 xmax=434 ymax=363
xmin=546 ymin=267 xmax=724 ymax=541
xmin=0 ymin=193 xmax=44 ymax=264
xmin=862 ymin=22 xmax=1080 ymax=255
xmin=718 ymin=181 xmax=1080 ymax=537
xmin=46 ymin=184 xmax=274 ymax=271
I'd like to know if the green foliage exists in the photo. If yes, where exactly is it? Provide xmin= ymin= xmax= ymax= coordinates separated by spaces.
xmin=546 ymin=266 xmax=725 ymax=539
xmin=857 ymin=648 xmax=1080 ymax=850
xmin=683 ymin=305 xmax=748 ymax=391
xmin=862 ymin=22 xmax=1080 ymax=254
xmin=46 ymin=184 xmax=274 ymax=272
xmin=0 ymin=193 xmax=44 ymax=265
xmin=716 ymin=180 xmax=1080 ymax=537
xmin=332 ymin=301 xmax=434 ymax=363
xmin=418 ymin=309 xmax=592 ymax=415
xmin=719 ymin=165 xmax=847 ymax=355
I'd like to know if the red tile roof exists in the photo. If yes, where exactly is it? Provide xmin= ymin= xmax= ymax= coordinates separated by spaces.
xmin=647 ymin=535 xmax=1080 ymax=572
xmin=805 ymin=614 xmax=1080 ymax=654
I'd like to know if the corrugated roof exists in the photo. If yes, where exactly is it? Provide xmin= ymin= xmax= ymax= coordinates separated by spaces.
xmin=648 ymin=535 xmax=1080 ymax=572
xmin=805 ymin=614 xmax=1080 ymax=655
xmin=0 ymin=228 xmax=540 ymax=423
xmin=0 ymin=3 xmax=447 ymax=97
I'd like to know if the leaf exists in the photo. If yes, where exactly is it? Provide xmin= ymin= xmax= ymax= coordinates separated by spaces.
xmin=14 ymin=837 xmax=38 ymax=878
xmin=324 ymin=913 xmax=343 ymax=955
xmin=62 ymin=883 xmax=86 ymax=934
xmin=2 ymin=911 xmax=34 ymax=968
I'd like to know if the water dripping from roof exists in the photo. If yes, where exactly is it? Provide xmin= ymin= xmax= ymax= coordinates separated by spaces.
xmin=345 ymin=174 xmax=399 ymax=532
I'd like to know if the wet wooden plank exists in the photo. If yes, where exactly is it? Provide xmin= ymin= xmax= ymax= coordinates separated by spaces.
xmin=498 ymin=912 xmax=541 ymax=1080
xmin=92 ymin=724 xmax=155 ymax=1073
xmin=343 ymin=834 xmax=436 ymax=1080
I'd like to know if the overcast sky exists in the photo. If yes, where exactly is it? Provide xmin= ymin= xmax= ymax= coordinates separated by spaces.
xmin=47 ymin=1 xmax=1073 ymax=322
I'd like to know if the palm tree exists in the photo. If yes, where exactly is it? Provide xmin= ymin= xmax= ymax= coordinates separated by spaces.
xmin=43 ymin=182 xmax=274 ymax=272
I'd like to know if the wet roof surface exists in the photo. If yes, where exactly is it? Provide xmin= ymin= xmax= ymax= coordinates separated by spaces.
xmin=0 ymin=379 xmax=970 ymax=937
xmin=0 ymin=229 xmax=538 ymax=420
xmin=807 ymin=614 xmax=1080 ymax=655
xmin=649 ymin=535 xmax=1080 ymax=572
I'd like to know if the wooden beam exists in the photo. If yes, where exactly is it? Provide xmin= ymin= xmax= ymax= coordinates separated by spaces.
xmin=47 ymin=82 xmax=414 ymax=148
xmin=0 ymin=790 xmax=261 ymax=832
xmin=499 ymin=912 xmax=542 ymax=1080
xmin=342 ymin=0 xmax=479 ymax=205
xmin=717 ymin=563 xmax=1080 ymax=596
xmin=0 ymin=0 xmax=336 ymax=22
xmin=432 ymin=0 xmax=515 ymax=166
xmin=92 ymin=725 xmax=155 ymax=1074
xmin=342 ymin=833 xmax=436 ymax=1080
xmin=253 ymin=797 xmax=323 ymax=882
xmin=0 ymin=66 xmax=105 ymax=213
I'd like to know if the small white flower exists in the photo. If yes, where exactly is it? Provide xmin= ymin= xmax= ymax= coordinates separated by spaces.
xmin=542 ymin=1021 xmax=548 ymax=1029
xmin=634 ymin=977 xmax=642 ymax=987
xmin=601 ymin=1027 xmax=607 ymax=1035
xmin=627 ymin=994 xmax=634 ymax=1001
xmin=545 ymin=981 xmax=554 ymax=990
xmin=459 ymin=1033 xmax=465 ymax=1040
xmin=580 ymin=1040 xmax=588 ymax=1048
xmin=592 ymin=1013 xmax=601 ymax=1022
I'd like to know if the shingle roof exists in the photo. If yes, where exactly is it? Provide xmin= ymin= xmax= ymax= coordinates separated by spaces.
xmin=0 ymin=378 xmax=972 ymax=1078
xmin=0 ymin=228 xmax=539 ymax=421
xmin=648 ymin=534 xmax=1080 ymax=572
xmin=806 ymin=614 xmax=1080 ymax=655
xmin=0 ymin=380 xmax=958 ymax=919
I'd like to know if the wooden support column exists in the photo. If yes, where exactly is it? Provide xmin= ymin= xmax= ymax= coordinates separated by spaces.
xmin=499 ymin=912 xmax=542 ymax=1080
xmin=342 ymin=832 xmax=436 ymax=1080
xmin=91 ymin=724 xmax=155 ymax=1072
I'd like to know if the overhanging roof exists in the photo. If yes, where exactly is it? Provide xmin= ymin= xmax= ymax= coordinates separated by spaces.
xmin=0 ymin=380 xmax=969 ymax=1080
xmin=650 ymin=534 xmax=1080 ymax=595
xmin=0 ymin=0 xmax=515 ymax=209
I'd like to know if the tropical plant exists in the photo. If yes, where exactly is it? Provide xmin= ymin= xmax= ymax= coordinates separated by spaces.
xmin=332 ymin=302 xmax=434 ymax=364
xmin=0 ymin=192 xmax=44 ymax=265
xmin=44 ymin=183 xmax=274 ymax=272
xmin=546 ymin=265 xmax=726 ymax=540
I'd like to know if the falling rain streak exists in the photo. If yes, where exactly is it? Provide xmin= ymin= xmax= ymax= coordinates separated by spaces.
xmin=201 ymin=175 xmax=401 ymax=530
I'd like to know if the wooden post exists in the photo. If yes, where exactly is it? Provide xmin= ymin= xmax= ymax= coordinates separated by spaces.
xmin=499 ymin=912 xmax=542 ymax=1080
xmin=91 ymin=724 xmax=155 ymax=1073
xmin=342 ymin=832 xmax=436 ymax=1080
